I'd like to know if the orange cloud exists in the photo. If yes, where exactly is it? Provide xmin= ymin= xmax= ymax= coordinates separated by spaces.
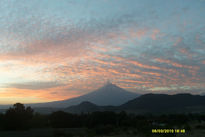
xmin=155 ymin=58 xmax=198 ymax=69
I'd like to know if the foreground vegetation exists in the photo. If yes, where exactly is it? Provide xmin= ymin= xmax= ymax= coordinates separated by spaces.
xmin=0 ymin=103 xmax=205 ymax=137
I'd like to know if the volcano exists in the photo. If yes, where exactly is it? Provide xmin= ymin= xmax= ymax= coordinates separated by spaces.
xmin=31 ymin=82 xmax=139 ymax=108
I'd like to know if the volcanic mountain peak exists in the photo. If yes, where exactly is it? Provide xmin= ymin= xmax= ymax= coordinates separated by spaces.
xmin=98 ymin=82 xmax=122 ymax=92
xmin=28 ymin=83 xmax=140 ymax=108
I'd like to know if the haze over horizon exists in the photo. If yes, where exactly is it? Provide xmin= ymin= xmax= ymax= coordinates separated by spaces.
xmin=0 ymin=0 xmax=205 ymax=104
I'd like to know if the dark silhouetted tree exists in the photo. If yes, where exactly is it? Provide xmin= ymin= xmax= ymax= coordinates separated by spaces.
xmin=0 ymin=113 xmax=4 ymax=130
xmin=4 ymin=103 xmax=34 ymax=130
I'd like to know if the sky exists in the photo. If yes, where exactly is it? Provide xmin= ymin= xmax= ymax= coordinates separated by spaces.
xmin=0 ymin=0 xmax=205 ymax=104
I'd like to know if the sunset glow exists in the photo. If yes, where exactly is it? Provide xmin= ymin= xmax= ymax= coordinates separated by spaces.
xmin=0 ymin=0 xmax=205 ymax=104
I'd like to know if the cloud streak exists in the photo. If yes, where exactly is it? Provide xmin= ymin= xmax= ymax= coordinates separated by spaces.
xmin=0 ymin=0 xmax=205 ymax=103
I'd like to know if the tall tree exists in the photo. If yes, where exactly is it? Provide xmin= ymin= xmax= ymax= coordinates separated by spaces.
xmin=4 ymin=103 xmax=34 ymax=130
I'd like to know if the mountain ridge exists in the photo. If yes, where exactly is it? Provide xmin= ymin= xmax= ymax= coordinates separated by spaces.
xmin=64 ymin=93 xmax=205 ymax=114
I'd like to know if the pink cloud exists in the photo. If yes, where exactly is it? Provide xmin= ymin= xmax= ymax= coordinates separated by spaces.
xmin=151 ymin=29 xmax=160 ymax=40
xmin=173 ymin=37 xmax=182 ymax=46
xmin=155 ymin=58 xmax=198 ymax=69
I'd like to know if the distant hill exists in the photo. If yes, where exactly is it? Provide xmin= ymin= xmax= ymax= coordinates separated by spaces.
xmin=28 ymin=83 xmax=139 ymax=108
xmin=201 ymin=93 xmax=205 ymax=96
xmin=65 ymin=101 xmax=100 ymax=113
xmin=65 ymin=101 xmax=117 ymax=113
xmin=120 ymin=93 xmax=205 ymax=113
xmin=64 ymin=93 xmax=205 ymax=114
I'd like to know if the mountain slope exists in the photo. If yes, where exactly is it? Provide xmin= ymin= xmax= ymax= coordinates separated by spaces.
xmin=65 ymin=101 xmax=100 ymax=113
xmin=64 ymin=93 xmax=205 ymax=114
xmin=65 ymin=101 xmax=117 ymax=113
xmin=30 ymin=83 xmax=139 ymax=108
xmin=120 ymin=93 xmax=205 ymax=113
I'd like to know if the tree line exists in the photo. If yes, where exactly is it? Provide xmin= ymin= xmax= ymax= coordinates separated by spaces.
xmin=0 ymin=103 xmax=205 ymax=136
